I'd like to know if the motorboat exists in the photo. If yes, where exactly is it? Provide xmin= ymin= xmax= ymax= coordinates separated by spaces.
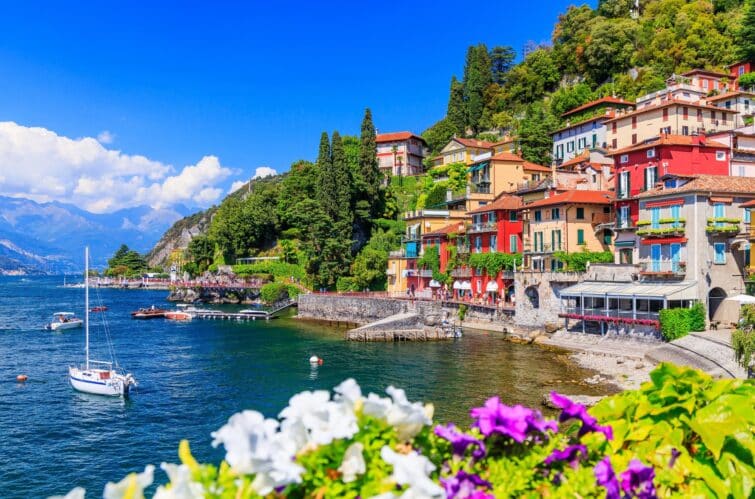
xmin=131 ymin=306 xmax=167 ymax=319
xmin=91 ymin=306 xmax=108 ymax=312
xmin=47 ymin=312 xmax=83 ymax=331
xmin=165 ymin=310 xmax=192 ymax=321
xmin=68 ymin=247 xmax=137 ymax=397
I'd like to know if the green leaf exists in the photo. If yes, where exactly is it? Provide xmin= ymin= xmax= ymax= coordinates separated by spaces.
xmin=688 ymin=395 xmax=755 ymax=460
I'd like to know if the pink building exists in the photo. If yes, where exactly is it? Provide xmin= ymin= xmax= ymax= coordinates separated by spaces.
xmin=376 ymin=132 xmax=427 ymax=176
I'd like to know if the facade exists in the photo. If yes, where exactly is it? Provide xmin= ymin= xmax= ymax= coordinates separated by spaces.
xmin=676 ymin=69 xmax=731 ymax=94
xmin=707 ymin=91 xmax=755 ymax=128
xmin=376 ymin=132 xmax=427 ymax=177
xmin=416 ymin=222 xmax=468 ymax=297
xmin=437 ymin=138 xmax=494 ymax=166
xmin=552 ymin=97 xmax=634 ymax=164
xmin=729 ymin=60 xmax=754 ymax=89
xmin=605 ymin=100 xmax=737 ymax=151
xmin=635 ymin=174 xmax=755 ymax=319
xmin=707 ymin=129 xmax=755 ymax=177
xmin=608 ymin=135 xmax=731 ymax=265
xmin=491 ymin=136 xmax=518 ymax=155
xmin=520 ymin=190 xmax=614 ymax=271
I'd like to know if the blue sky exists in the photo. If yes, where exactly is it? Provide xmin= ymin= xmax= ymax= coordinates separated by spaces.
xmin=0 ymin=1 xmax=592 ymax=212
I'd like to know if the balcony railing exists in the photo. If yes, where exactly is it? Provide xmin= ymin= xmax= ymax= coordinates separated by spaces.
xmin=468 ymin=221 xmax=497 ymax=233
xmin=639 ymin=260 xmax=686 ymax=276
xmin=524 ymin=243 xmax=554 ymax=253
xmin=591 ymin=212 xmax=612 ymax=225
xmin=450 ymin=268 xmax=472 ymax=278
xmin=635 ymin=219 xmax=686 ymax=238
xmin=705 ymin=218 xmax=741 ymax=236
xmin=456 ymin=244 xmax=470 ymax=254
xmin=560 ymin=306 xmax=660 ymax=322
xmin=388 ymin=249 xmax=405 ymax=258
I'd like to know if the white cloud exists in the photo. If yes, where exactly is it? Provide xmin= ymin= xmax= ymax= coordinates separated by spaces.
xmin=252 ymin=166 xmax=277 ymax=179
xmin=0 ymin=121 xmax=235 ymax=213
xmin=97 ymin=130 xmax=115 ymax=144
xmin=228 ymin=180 xmax=247 ymax=194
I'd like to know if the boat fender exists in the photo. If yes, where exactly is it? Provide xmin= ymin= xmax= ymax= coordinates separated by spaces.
xmin=309 ymin=355 xmax=319 ymax=365
xmin=16 ymin=374 xmax=28 ymax=382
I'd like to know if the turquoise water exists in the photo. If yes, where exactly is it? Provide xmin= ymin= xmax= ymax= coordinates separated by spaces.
xmin=0 ymin=276 xmax=610 ymax=497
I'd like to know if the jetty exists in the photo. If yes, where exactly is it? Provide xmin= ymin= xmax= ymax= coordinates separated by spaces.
xmin=190 ymin=300 xmax=297 ymax=321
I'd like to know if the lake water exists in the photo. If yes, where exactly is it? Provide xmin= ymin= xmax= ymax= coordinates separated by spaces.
xmin=0 ymin=276 xmax=611 ymax=497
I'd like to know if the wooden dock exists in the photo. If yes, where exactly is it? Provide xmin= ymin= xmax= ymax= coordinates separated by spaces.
xmin=191 ymin=301 xmax=296 ymax=321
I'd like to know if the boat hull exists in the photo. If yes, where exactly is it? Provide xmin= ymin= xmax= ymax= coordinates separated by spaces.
xmin=165 ymin=311 xmax=192 ymax=321
xmin=50 ymin=320 xmax=83 ymax=331
xmin=68 ymin=367 xmax=131 ymax=397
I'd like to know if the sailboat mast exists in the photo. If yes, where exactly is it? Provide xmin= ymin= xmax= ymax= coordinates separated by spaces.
xmin=85 ymin=246 xmax=89 ymax=370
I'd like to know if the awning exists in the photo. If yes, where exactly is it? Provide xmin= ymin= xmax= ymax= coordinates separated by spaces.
xmin=467 ymin=161 xmax=489 ymax=173
xmin=486 ymin=281 xmax=499 ymax=292
xmin=429 ymin=279 xmax=441 ymax=288
xmin=559 ymin=280 xmax=699 ymax=301
xmin=731 ymin=238 xmax=750 ymax=249
xmin=614 ymin=240 xmax=636 ymax=247
xmin=461 ymin=281 xmax=472 ymax=291
xmin=452 ymin=281 xmax=462 ymax=290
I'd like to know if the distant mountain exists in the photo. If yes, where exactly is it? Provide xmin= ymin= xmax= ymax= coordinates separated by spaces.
xmin=0 ymin=196 xmax=190 ymax=273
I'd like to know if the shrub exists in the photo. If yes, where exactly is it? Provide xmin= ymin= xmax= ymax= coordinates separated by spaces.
xmin=733 ymin=304 xmax=755 ymax=370
xmin=659 ymin=307 xmax=691 ymax=340
xmin=458 ymin=303 xmax=467 ymax=321
xmin=336 ymin=276 xmax=359 ymax=292
xmin=232 ymin=261 xmax=306 ymax=282
xmin=259 ymin=282 xmax=291 ymax=304
xmin=688 ymin=302 xmax=706 ymax=332
xmin=56 ymin=363 xmax=754 ymax=499
xmin=552 ymin=250 xmax=613 ymax=272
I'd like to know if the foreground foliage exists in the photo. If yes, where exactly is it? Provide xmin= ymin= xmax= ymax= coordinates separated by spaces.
xmin=54 ymin=363 xmax=754 ymax=498
xmin=733 ymin=304 xmax=755 ymax=370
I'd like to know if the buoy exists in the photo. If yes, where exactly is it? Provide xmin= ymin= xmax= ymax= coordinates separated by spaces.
xmin=318 ymin=358 xmax=324 ymax=365
xmin=309 ymin=355 xmax=319 ymax=365
xmin=16 ymin=374 xmax=28 ymax=382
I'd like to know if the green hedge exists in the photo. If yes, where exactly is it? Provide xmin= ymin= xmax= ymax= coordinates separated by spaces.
xmin=659 ymin=303 xmax=705 ymax=341
xmin=259 ymin=282 xmax=299 ymax=304
xmin=232 ymin=261 xmax=306 ymax=281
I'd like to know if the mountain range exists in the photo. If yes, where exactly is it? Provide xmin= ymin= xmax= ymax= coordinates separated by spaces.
xmin=0 ymin=195 xmax=191 ymax=274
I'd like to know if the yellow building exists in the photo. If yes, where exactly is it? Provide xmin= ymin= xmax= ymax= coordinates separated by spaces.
xmin=437 ymin=138 xmax=494 ymax=165
xmin=520 ymin=190 xmax=614 ymax=271
xmin=491 ymin=136 xmax=518 ymax=155
xmin=605 ymin=100 xmax=737 ymax=151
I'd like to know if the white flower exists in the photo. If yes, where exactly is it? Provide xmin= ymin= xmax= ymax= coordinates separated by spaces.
xmin=103 ymin=465 xmax=154 ymax=499
xmin=338 ymin=442 xmax=366 ymax=483
xmin=334 ymin=378 xmax=363 ymax=409
xmin=279 ymin=389 xmax=359 ymax=446
xmin=363 ymin=387 xmax=432 ymax=440
xmin=153 ymin=463 xmax=204 ymax=499
xmin=48 ymin=487 xmax=85 ymax=499
xmin=211 ymin=410 xmax=304 ymax=495
xmin=380 ymin=446 xmax=443 ymax=499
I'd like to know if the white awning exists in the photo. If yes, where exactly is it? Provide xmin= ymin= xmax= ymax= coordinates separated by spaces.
xmin=429 ymin=279 xmax=441 ymax=288
xmin=486 ymin=281 xmax=499 ymax=292
xmin=559 ymin=280 xmax=699 ymax=301
xmin=731 ymin=238 xmax=750 ymax=250
xmin=461 ymin=281 xmax=472 ymax=291
xmin=452 ymin=281 xmax=462 ymax=290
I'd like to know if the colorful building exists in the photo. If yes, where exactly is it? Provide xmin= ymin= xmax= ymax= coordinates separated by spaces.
xmin=607 ymin=135 xmax=730 ymax=264
xmin=675 ymin=69 xmax=731 ymax=94
xmin=707 ymin=129 xmax=755 ymax=177
xmin=728 ymin=59 xmax=754 ymax=89
xmin=552 ymin=97 xmax=634 ymax=164
xmin=376 ymin=132 xmax=427 ymax=177
xmin=520 ymin=190 xmax=614 ymax=271
xmin=436 ymin=137 xmax=494 ymax=166
xmin=415 ymin=222 xmax=468 ymax=297
xmin=706 ymin=90 xmax=755 ymax=128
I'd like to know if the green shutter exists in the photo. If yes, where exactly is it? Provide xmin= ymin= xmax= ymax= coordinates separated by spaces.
xmin=577 ymin=229 xmax=584 ymax=245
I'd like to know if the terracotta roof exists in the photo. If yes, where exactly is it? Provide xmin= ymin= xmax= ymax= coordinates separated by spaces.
xmin=680 ymin=68 xmax=730 ymax=78
xmin=523 ymin=161 xmax=552 ymax=172
xmin=561 ymin=96 xmax=635 ymax=118
xmin=423 ymin=222 xmax=466 ymax=237
xmin=489 ymin=152 xmax=524 ymax=162
xmin=726 ymin=59 xmax=754 ymax=69
xmin=637 ymin=174 xmax=755 ymax=198
xmin=376 ymin=131 xmax=426 ymax=144
xmin=705 ymin=90 xmax=755 ymax=102
xmin=522 ymin=190 xmax=614 ymax=209
xmin=552 ymin=112 xmax=615 ymax=134
xmin=741 ymin=199 xmax=755 ymax=208
xmin=491 ymin=137 xmax=516 ymax=147
xmin=605 ymin=135 xmax=729 ymax=156
xmin=452 ymin=137 xmax=494 ymax=149
xmin=604 ymin=98 xmax=738 ymax=123
xmin=559 ymin=151 xmax=591 ymax=168
xmin=467 ymin=194 xmax=523 ymax=214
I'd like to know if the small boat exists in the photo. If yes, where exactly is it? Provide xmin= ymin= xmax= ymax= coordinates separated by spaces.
xmin=69 ymin=247 xmax=137 ymax=397
xmin=46 ymin=312 xmax=83 ymax=331
xmin=91 ymin=306 xmax=108 ymax=312
xmin=165 ymin=310 xmax=192 ymax=321
xmin=131 ymin=306 xmax=167 ymax=319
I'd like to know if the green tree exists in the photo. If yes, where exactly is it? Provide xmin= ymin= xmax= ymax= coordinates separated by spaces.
xmin=422 ymin=118 xmax=457 ymax=155
xmin=503 ymin=48 xmax=560 ymax=106
xmin=351 ymin=247 xmax=388 ymax=290
xmin=446 ymin=76 xmax=466 ymax=136
xmin=489 ymin=46 xmax=516 ymax=85
xmin=316 ymin=132 xmax=337 ymax=220
xmin=517 ymin=102 xmax=558 ymax=166
xmin=329 ymin=131 xmax=353 ymax=226
xmin=739 ymin=0 xmax=755 ymax=61
xmin=357 ymin=108 xmax=383 ymax=219
xmin=597 ymin=0 xmax=634 ymax=18
xmin=551 ymin=5 xmax=595 ymax=76
xmin=550 ymin=83 xmax=595 ymax=118
xmin=583 ymin=17 xmax=638 ymax=84
xmin=188 ymin=235 xmax=214 ymax=271
xmin=462 ymin=44 xmax=493 ymax=133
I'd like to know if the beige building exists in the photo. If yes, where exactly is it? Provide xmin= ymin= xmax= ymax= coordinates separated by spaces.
xmin=436 ymin=137 xmax=494 ymax=166
xmin=707 ymin=90 xmax=755 ymax=129
xmin=376 ymin=132 xmax=427 ymax=177
xmin=520 ymin=190 xmax=614 ymax=271
xmin=605 ymin=100 xmax=738 ymax=151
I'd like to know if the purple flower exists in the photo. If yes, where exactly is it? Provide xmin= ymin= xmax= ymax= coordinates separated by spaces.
xmin=470 ymin=397 xmax=557 ymax=443
xmin=669 ymin=448 xmax=681 ymax=468
xmin=594 ymin=457 xmax=621 ymax=499
xmin=620 ymin=459 xmax=657 ymax=499
xmin=550 ymin=392 xmax=613 ymax=440
xmin=440 ymin=470 xmax=493 ymax=499
xmin=543 ymin=444 xmax=588 ymax=469
xmin=434 ymin=424 xmax=486 ymax=460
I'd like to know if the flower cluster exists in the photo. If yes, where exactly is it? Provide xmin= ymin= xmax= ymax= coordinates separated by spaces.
xmin=470 ymin=396 xmax=557 ymax=443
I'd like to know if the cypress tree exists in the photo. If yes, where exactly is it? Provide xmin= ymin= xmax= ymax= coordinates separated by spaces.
xmin=316 ymin=132 xmax=338 ymax=220
xmin=739 ymin=0 xmax=755 ymax=62
xmin=489 ymin=46 xmax=515 ymax=85
xmin=447 ymin=76 xmax=466 ymax=136
xmin=358 ymin=108 xmax=382 ymax=218
xmin=462 ymin=44 xmax=493 ymax=134
xmin=330 ymin=131 xmax=353 ymax=226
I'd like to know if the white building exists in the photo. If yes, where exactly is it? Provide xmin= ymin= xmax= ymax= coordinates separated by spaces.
xmin=376 ymin=132 xmax=428 ymax=176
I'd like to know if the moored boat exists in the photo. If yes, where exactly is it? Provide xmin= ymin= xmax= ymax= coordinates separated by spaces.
xmin=165 ymin=310 xmax=192 ymax=321
xmin=91 ymin=306 xmax=108 ymax=312
xmin=131 ymin=306 xmax=167 ymax=319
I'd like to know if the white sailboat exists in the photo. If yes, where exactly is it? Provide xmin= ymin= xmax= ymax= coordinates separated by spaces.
xmin=68 ymin=247 xmax=137 ymax=397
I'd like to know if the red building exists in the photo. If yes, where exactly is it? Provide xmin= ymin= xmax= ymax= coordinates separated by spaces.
xmin=607 ymin=135 xmax=730 ymax=264
xmin=412 ymin=222 xmax=467 ymax=298
xmin=464 ymin=194 xmax=523 ymax=304
xmin=729 ymin=59 xmax=754 ymax=89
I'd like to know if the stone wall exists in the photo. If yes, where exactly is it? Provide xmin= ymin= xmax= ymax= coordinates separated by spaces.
xmin=167 ymin=287 xmax=260 ymax=304
xmin=514 ymin=271 xmax=583 ymax=328
xmin=297 ymin=294 xmax=409 ymax=325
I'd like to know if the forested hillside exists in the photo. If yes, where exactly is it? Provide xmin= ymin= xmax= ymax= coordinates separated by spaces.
xmin=151 ymin=0 xmax=755 ymax=290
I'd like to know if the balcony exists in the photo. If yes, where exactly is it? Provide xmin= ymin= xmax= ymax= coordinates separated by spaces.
xmin=456 ymin=244 xmax=470 ymax=254
xmin=591 ymin=212 xmax=612 ymax=225
xmin=639 ymin=260 xmax=686 ymax=278
xmin=418 ymin=269 xmax=433 ymax=278
xmin=388 ymin=249 xmax=405 ymax=258
xmin=450 ymin=268 xmax=472 ymax=278
xmin=636 ymin=219 xmax=686 ymax=238
xmin=524 ymin=243 xmax=555 ymax=254
xmin=706 ymin=218 xmax=741 ymax=237
xmin=468 ymin=221 xmax=497 ymax=233
xmin=615 ymin=219 xmax=637 ymax=231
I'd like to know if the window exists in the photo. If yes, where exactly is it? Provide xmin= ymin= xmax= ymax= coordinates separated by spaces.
xmin=632 ymin=116 xmax=637 ymax=129
xmin=651 ymin=244 xmax=661 ymax=272
xmin=683 ymin=107 xmax=688 ymax=119
xmin=509 ymin=211 xmax=517 ymax=222
xmin=722 ymin=112 xmax=727 ymax=124
xmin=651 ymin=207 xmax=661 ymax=229
xmin=711 ymin=111 xmax=716 ymax=121
xmin=577 ymin=229 xmax=585 ymax=245
xmin=490 ymin=235 xmax=497 ymax=253
xmin=509 ymin=235 xmax=518 ymax=253
xmin=534 ymin=232 xmax=543 ymax=252
xmin=714 ymin=242 xmax=726 ymax=264
xmin=739 ymin=165 xmax=746 ymax=176
xmin=532 ymin=174 xmax=540 ymax=181
xmin=567 ymin=141 xmax=574 ymax=153
xmin=663 ymin=108 xmax=669 ymax=121
xmin=534 ymin=210 xmax=542 ymax=222
xmin=739 ymin=66 xmax=746 ymax=76
xmin=612 ymin=138 xmax=617 ymax=149
xmin=611 ymin=122 xmax=617 ymax=133
xmin=551 ymin=230 xmax=562 ymax=251
xmin=619 ymin=205 xmax=630 ymax=228
xmin=475 ymin=236 xmax=482 ymax=253
xmin=703 ymin=79 xmax=709 ymax=90
xmin=646 ymin=148 xmax=656 ymax=158
xmin=592 ymin=174 xmax=597 ymax=183
xmin=576 ymin=207 xmax=585 ymax=219
xmin=489 ymin=212 xmax=497 ymax=223
xmin=632 ymin=133 xmax=637 ymax=145
xmin=592 ymin=134 xmax=597 ymax=148
xmin=716 ymin=151 xmax=726 ymax=161
xmin=697 ymin=109 xmax=703 ymax=122
xmin=744 ymin=208 xmax=751 ymax=224
xmin=556 ymin=144 xmax=564 ymax=159
xmin=619 ymin=171 xmax=630 ymax=198
xmin=620 ymin=154 xmax=629 ymax=164
xmin=714 ymin=203 xmax=725 ymax=222
xmin=725 ymin=100 xmax=731 ymax=110
xmin=671 ymin=204 xmax=681 ymax=222
xmin=644 ymin=166 xmax=658 ymax=191
xmin=551 ymin=208 xmax=560 ymax=220
xmin=660 ymin=126 xmax=671 ymax=135
xmin=682 ymin=125 xmax=689 ymax=136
